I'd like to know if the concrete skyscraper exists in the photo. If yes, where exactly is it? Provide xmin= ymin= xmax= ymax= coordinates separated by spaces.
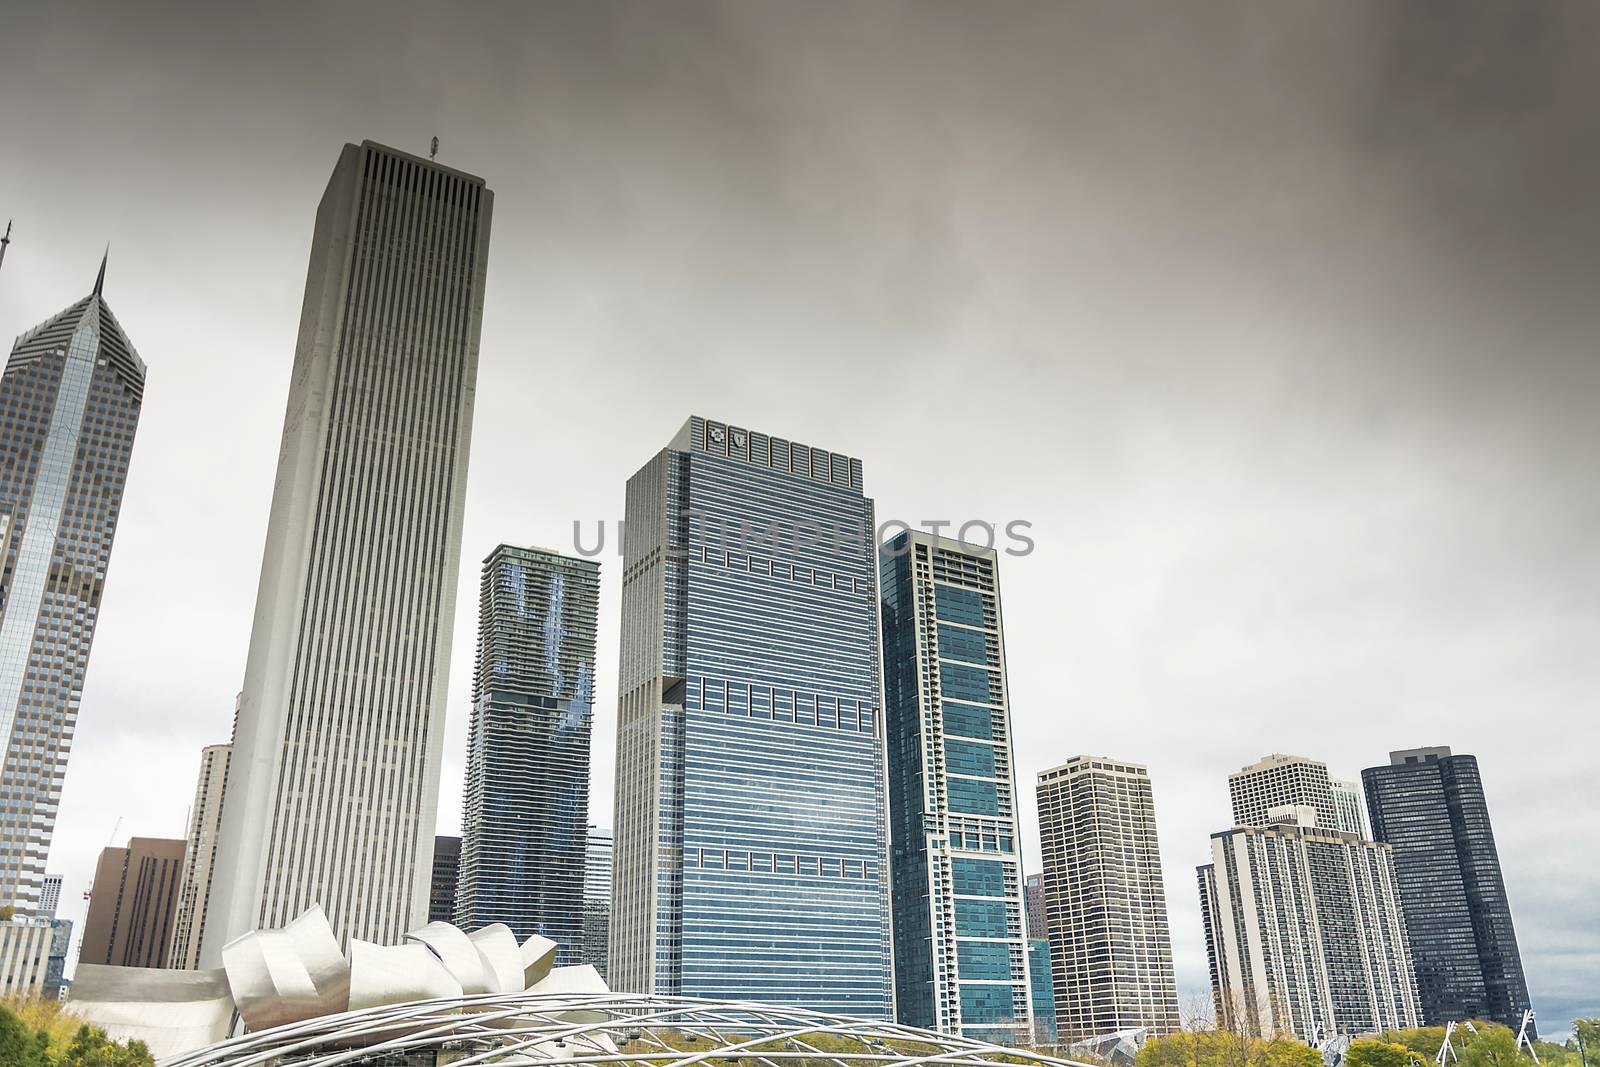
xmin=1036 ymin=757 xmax=1180 ymax=1039
xmin=168 ymin=742 xmax=231 ymax=969
xmin=81 ymin=837 xmax=187 ymax=969
xmin=455 ymin=545 xmax=599 ymax=962
xmin=612 ymin=416 xmax=893 ymax=1017
xmin=1198 ymin=807 xmax=1420 ymax=1040
xmin=880 ymin=530 xmax=1032 ymax=1039
xmin=0 ymin=260 xmax=145 ymax=913
xmin=1228 ymin=753 xmax=1338 ymax=830
xmin=200 ymin=141 xmax=492 ymax=963
xmin=1362 ymin=748 xmax=1532 ymax=1032
xmin=1331 ymin=778 xmax=1368 ymax=837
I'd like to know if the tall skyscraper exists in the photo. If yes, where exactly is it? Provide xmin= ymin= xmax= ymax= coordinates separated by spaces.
xmin=1023 ymin=873 xmax=1047 ymax=940
xmin=429 ymin=836 xmax=461 ymax=925
xmin=455 ymin=545 xmax=599 ymax=961
xmin=1362 ymin=747 xmax=1532 ymax=1032
xmin=1037 ymin=756 xmax=1180 ymax=1039
xmin=1198 ymin=808 xmax=1420 ymax=1040
xmin=584 ymin=825 xmax=612 ymax=979
xmin=1331 ymin=778 xmax=1368 ymax=837
xmin=0 ymin=261 xmax=145 ymax=913
xmin=880 ymin=530 xmax=1032 ymax=1039
xmin=200 ymin=141 xmax=492 ymax=964
xmin=81 ymin=837 xmax=186 ymax=968
xmin=612 ymin=416 xmax=892 ymax=1017
xmin=169 ymin=742 xmax=231 ymax=969
xmin=1228 ymin=753 xmax=1337 ymax=829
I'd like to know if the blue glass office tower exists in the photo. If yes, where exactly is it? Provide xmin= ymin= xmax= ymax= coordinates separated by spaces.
xmin=0 ymin=260 xmax=144 ymax=913
xmin=880 ymin=531 xmax=1032 ymax=1040
xmin=612 ymin=416 xmax=893 ymax=1017
xmin=455 ymin=545 xmax=599 ymax=962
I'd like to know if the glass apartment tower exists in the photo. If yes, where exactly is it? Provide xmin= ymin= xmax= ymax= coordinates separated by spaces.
xmin=0 ymin=262 xmax=144 ymax=913
xmin=456 ymin=545 xmax=599 ymax=962
xmin=881 ymin=531 xmax=1032 ymax=1039
xmin=612 ymin=416 xmax=893 ymax=1017
xmin=201 ymin=141 xmax=492 ymax=963
xmin=1036 ymin=756 xmax=1180 ymax=1039
xmin=1362 ymin=747 xmax=1532 ymax=1032
xmin=584 ymin=825 xmax=612 ymax=979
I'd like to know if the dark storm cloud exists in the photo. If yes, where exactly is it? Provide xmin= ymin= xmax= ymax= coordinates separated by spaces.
xmin=0 ymin=0 xmax=1594 ymax=1034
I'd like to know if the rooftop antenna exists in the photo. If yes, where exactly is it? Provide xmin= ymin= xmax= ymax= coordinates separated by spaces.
xmin=429 ymin=136 xmax=439 ymax=161
xmin=0 ymin=220 xmax=11 ymax=276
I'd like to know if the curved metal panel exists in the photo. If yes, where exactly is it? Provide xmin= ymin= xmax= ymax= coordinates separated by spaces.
xmin=348 ymin=939 xmax=464 ymax=1012
xmin=520 ymin=933 xmax=558 ymax=988
xmin=221 ymin=904 xmax=348 ymax=1030
xmin=68 ymin=964 xmax=233 ymax=1060
xmin=468 ymin=921 xmax=525 ymax=992
xmin=407 ymin=920 xmax=492 ymax=994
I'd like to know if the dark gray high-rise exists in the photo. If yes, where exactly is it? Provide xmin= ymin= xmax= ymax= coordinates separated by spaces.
xmin=1362 ymin=747 xmax=1532 ymax=1032
xmin=455 ymin=545 xmax=599 ymax=962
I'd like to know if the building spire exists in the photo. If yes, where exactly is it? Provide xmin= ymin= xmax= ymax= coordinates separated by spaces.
xmin=94 ymin=245 xmax=107 ymax=296
xmin=0 ymin=220 xmax=11 ymax=276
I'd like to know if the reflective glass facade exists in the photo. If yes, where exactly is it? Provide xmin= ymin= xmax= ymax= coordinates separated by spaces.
xmin=1362 ymin=749 xmax=1532 ymax=1033
xmin=613 ymin=416 xmax=892 ymax=1018
xmin=457 ymin=546 xmax=599 ymax=963
xmin=0 ymin=275 xmax=144 ymax=913
xmin=881 ymin=532 xmax=1031 ymax=1040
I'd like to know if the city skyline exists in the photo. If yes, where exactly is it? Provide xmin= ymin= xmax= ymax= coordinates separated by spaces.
xmin=0 ymin=0 xmax=1594 ymax=1038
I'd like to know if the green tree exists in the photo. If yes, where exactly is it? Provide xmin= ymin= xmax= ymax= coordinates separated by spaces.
xmin=0 ymin=1005 xmax=50 ymax=1067
xmin=1260 ymin=1037 xmax=1322 ymax=1067
xmin=1456 ymin=1028 xmax=1523 ymax=1067
xmin=1573 ymin=1021 xmax=1600 ymax=1067
xmin=58 ymin=1023 xmax=155 ymax=1066
xmin=1346 ymin=1039 xmax=1425 ymax=1067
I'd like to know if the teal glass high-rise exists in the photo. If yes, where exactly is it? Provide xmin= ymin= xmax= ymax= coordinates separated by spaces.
xmin=455 ymin=545 xmax=600 ymax=961
xmin=880 ymin=531 xmax=1033 ymax=1040
xmin=612 ymin=416 xmax=892 ymax=1018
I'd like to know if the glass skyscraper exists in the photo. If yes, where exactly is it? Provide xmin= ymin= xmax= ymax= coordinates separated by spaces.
xmin=880 ymin=531 xmax=1032 ymax=1039
xmin=612 ymin=416 xmax=893 ymax=1018
xmin=0 ymin=260 xmax=144 ymax=914
xmin=584 ymin=825 xmax=612 ymax=979
xmin=456 ymin=545 xmax=599 ymax=963
xmin=1362 ymin=747 xmax=1532 ymax=1033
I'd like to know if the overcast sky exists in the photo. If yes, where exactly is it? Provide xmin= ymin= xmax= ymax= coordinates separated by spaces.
xmin=1 ymin=0 xmax=1595 ymax=1037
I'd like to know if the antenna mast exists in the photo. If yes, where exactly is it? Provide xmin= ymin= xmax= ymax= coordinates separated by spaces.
xmin=0 ymin=220 xmax=11 ymax=276
xmin=429 ymin=136 xmax=439 ymax=161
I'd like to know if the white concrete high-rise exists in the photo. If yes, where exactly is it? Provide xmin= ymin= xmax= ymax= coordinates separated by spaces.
xmin=200 ymin=141 xmax=492 ymax=964
xmin=1228 ymin=753 xmax=1337 ymax=829
xmin=169 ymin=741 xmax=231 ymax=968
xmin=1197 ymin=808 xmax=1420 ymax=1040
xmin=1036 ymin=756 xmax=1180 ymax=1039
xmin=1331 ymin=778 xmax=1368 ymax=837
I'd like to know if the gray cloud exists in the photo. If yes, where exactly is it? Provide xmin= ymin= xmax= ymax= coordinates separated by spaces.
xmin=0 ymin=0 xmax=1594 ymax=1035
